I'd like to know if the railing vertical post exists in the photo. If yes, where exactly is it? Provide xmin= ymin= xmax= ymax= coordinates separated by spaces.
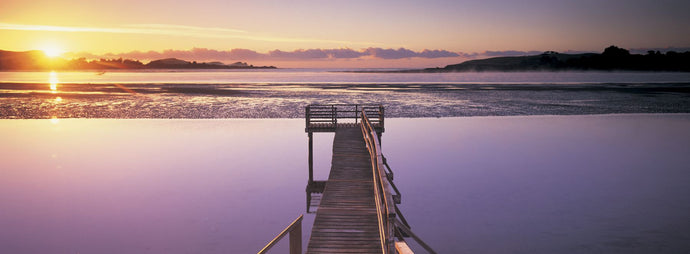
xmin=378 ymin=133 xmax=382 ymax=148
xmin=355 ymin=105 xmax=358 ymax=124
xmin=387 ymin=213 xmax=396 ymax=253
xmin=289 ymin=218 xmax=302 ymax=254
xmin=331 ymin=105 xmax=336 ymax=126
xmin=379 ymin=105 xmax=384 ymax=130
xmin=306 ymin=106 xmax=310 ymax=128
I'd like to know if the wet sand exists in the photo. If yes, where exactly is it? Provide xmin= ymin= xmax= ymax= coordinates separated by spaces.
xmin=1 ymin=82 xmax=689 ymax=118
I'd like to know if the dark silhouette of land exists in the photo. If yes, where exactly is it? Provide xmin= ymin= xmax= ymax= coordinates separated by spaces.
xmin=423 ymin=46 xmax=690 ymax=72
xmin=0 ymin=50 xmax=276 ymax=70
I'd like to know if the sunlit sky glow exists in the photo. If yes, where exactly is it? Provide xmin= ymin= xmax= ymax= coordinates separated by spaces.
xmin=1 ymin=0 xmax=689 ymax=67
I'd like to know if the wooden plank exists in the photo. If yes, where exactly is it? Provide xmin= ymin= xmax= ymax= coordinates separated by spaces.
xmin=395 ymin=241 xmax=414 ymax=254
xmin=307 ymin=127 xmax=383 ymax=254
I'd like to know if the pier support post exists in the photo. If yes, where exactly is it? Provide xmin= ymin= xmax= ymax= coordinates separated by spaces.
xmin=289 ymin=218 xmax=302 ymax=254
xmin=308 ymin=132 xmax=314 ymax=184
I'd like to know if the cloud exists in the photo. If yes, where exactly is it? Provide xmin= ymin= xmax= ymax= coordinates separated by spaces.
xmin=72 ymin=47 xmax=629 ymax=65
xmin=418 ymin=49 xmax=463 ymax=58
xmin=365 ymin=48 xmax=416 ymax=59
xmin=67 ymin=47 xmax=464 ymax=62
xmin=269 ymin=49 xmax=330 ymax=59
xmin=482 ymin=50 xmax=543 ymax=57
xmin=72 ymin=48 xmax=265 ymax=62
xmin=324 ymin=48 xmax=368 ymax=59
xmin=267 ymin=48 xmax=367 ymax=59
xmin=362 ymin=48 xmax=461 ymax=59
xmin=125 ymin=24 xmax=247 ymax=34
xmin=0 ymin=22 xmax=377 ymax=46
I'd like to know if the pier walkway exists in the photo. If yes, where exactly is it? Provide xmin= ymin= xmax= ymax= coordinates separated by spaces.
xmin=307 ymin=126 xmax=380 ymax=253
xmin=258 ymin=104 xmax=435 ymax=254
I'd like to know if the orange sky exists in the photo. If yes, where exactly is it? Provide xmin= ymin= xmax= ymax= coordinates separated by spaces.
xmin=2 ymin=0 xmax=689 ymax=68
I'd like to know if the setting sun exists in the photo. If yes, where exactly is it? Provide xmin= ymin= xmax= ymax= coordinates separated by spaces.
xmin=41 ymin=45 xmax=63 ymax=58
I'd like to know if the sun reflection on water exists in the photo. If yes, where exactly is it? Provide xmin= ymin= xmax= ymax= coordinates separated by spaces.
xmin=50 ymin=116 xmax=60 ymax=124
xmin=49 ymin=71 xmax=59 ymax=94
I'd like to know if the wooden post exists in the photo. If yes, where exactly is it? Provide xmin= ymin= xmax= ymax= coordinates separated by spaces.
xmin=378 ymin=132 xmax=382 ymax=148
xmin=379 ymin=105 xmax=384 ymax=129
xmin=305 ymin=105 xmax=310 ymax=129
xmin=355 ymin=104 xmax=359 ymax=124
xmin=387 ymin=213 xmax=396 ymax=253
xmin=289 ymin=218 xmax=302 ymax=254
xmin=257 ymin=215 xmax=303 ymax=254
xmin=331 ymin=105 xmax=336 ymax=126
xmin=308 ymin=132 xmax=314 ymax=184
xmin=306 ymin=187 xmax=310 ymax=212
xmin=378 ymin=105 xmax=384 ymax=146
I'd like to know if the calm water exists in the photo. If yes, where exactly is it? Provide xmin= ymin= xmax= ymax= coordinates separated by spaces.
xmin=1 ymin=70 xmax=689 ymax=118
xmin=1 ymin=115 xmax=689 ymax=253
xmin=1 ymin=70 xmax=690 ymax=253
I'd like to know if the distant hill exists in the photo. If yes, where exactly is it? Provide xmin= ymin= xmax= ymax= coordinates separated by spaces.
xmin=0 ymin=50 xmax=51 ymax=70
xmin=425 ymin=46 xmax=690 ymax=72
xmin=147 ymin=58 xmax=190 ymax=67
xmin=0 ymin=50 xmax=276 ymax=70
xmin=146 ymin=58 xmax=273 ymax=69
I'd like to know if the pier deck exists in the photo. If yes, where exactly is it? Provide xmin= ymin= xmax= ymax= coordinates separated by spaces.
xmin=307 ymin=127 xmax=381 ymax=253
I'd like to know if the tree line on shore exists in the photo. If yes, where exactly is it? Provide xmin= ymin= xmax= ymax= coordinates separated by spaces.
xmin=0 ymin=50 xmax=275 ymax=70
xmin=427 ymin=46 xmax=690 ymax=72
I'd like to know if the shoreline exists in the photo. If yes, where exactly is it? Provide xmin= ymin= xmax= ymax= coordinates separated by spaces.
xmin=2 ymin=112 xmax=690 ymax=121
xmin=1 ymin=81 xmax=689 ymax=119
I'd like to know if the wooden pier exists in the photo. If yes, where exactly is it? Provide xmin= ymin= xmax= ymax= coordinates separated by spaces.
xmin=259 ymin=104 xmax=435 ymax=254
xmin=307 ymin=126 xmax=381 ymax=253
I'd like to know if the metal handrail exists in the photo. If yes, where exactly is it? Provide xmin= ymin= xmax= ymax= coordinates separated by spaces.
xmin=257 ymin=215 xmax=303 ymax=254
xmin=361 ymin=109 xmax=395 ymax=254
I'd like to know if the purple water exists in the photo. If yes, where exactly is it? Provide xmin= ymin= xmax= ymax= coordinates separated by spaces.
xmin=1 ymin=114 xmax=689 ymax=253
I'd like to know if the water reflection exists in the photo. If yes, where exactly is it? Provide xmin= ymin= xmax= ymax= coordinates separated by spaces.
xmin=49 ymin=72 xmax=66 ymax=105
xmin=0 ymin=119 xmax=310 ymax=254
xmin=49 ymin=71 xmax=59 ymax=94
xmin=306 ymin=181 xmax=325 ymax=213
xmin=1 ymin=117 xmax=689 ymax=253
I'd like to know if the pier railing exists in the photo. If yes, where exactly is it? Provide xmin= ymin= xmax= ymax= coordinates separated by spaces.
xmin=361 ymin=109 xmax=395 ymax=253
xmin=257 ymin=215 xmax=303 ymax=254
xmin=361 ymin=109 xmax=436 ymax=254
xmin=306 ymin=104 xmax=384 ymax=132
